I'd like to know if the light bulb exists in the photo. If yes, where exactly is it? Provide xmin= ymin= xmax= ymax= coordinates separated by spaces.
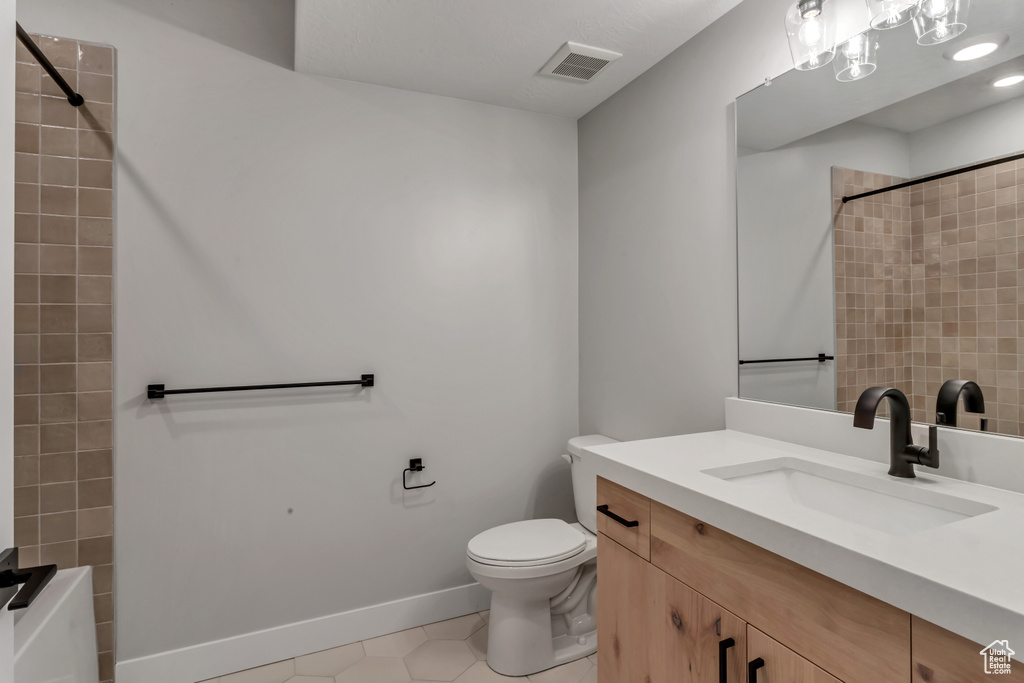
xmin=994 ymin=75 xmax=1024 ymax=88
xmin=844 ymin=35 xmax=866 ymax=58
xmin=799 ymin=16 xmax=825 ymax=46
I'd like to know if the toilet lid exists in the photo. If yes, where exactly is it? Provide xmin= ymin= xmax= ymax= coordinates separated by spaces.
xmin=467 ymin=519 xmax=587 ymax=567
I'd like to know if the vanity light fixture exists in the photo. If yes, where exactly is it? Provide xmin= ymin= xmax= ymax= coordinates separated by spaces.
xmin=994 ymin=74 xmax=1024 ymax=87
xmin=866 ymin=0 xmax=918 ymax=30
xmin=785 ymin=0 xmax=836 ymax=70
xmin=835 ymin=31 xmax=878 ymax=81
xmin=913 ymin=0 xmax=969 ymax=45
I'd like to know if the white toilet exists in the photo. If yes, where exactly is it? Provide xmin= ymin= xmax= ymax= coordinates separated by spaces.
xmin=466 ymin=434 xmax=618 ymax=676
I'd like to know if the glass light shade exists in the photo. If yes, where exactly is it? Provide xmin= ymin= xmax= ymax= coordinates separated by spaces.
xmin=835 ymin=32 xmax=878 ymax=81
xmin=786 ymin=0 xmax=837 ymax=70
xmin=866 ymin=0 xmax=918 ymax=29
xmin=912 ymin=0 xmax=969 ymax=45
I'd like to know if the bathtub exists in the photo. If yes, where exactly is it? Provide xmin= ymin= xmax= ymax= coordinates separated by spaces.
xmin=14 ymin=566 xmax=99 ymax=683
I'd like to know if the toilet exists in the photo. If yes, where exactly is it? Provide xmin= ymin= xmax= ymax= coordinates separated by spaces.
xmin=466 ymin=434 xmax=618 ymax=676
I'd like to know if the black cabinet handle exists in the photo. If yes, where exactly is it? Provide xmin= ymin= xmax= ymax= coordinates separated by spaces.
xmin=748 ymin=658 xmax=765 ymax=683
xmin=596 ymin=504 xmax=639 ymax=528
xmin=719 ymin=638 xmax=735 ymax=683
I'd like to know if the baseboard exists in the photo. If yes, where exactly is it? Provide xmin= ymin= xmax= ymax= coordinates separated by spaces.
xmin=115 ymin=582 xmax=490 ymax=683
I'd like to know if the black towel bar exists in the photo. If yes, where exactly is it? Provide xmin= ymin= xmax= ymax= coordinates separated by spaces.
xmin=147 ymin=374 xmax=374 ymax=399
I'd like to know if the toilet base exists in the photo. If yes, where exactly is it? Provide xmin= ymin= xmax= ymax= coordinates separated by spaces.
xmin=485 ymin=593 xmax=597 ymax=677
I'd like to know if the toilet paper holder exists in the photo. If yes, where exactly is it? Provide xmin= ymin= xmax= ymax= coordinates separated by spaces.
xmin=403 ymin=458 xmax=436 ymax=490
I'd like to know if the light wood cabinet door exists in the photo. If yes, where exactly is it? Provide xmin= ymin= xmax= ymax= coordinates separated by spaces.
xmin=649 ymin=564 xmax=746 ymax=683
xmin=747 ymin=626 xmax=842 ymax=683
xmin=598 ymin=533 xmax=651 ymax=683
xmin=651 ymin=501 xmax=909 ymax=683
xmin=912 ymin=616 xmax=1024 ymax=682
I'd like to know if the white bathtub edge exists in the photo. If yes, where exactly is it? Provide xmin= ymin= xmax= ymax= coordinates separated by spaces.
xmin=115 ymin=581 xmax=489 ymax=683
xmin=13 ymin=566 xmax=93 ymax=661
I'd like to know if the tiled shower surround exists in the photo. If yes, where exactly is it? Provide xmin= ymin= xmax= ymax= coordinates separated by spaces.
xmin=834 ymin=157 xmax=1024 ymax=435
xmin=13 ymin=34 xmax=115 ymax=682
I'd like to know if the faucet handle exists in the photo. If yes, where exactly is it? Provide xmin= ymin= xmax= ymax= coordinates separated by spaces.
xmin=923 ymin=425 xmax=939 ymax=469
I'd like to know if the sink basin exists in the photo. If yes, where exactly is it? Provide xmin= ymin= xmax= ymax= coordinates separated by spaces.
xmin=702 ymin=457 xmax=997 ymax=535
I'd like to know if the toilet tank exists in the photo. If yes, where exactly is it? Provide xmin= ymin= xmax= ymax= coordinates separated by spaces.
xmin=566 ymin=435 xmax=619 ymax=533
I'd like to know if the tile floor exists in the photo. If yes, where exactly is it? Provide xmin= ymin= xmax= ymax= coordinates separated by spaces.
xmin=199 ymin=611 xmax=598 ymax=683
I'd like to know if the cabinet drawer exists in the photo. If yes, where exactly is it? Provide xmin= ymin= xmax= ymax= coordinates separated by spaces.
xmin=747 ymin=626 xmax=841 ymax=683
xmin=596 ymin=477 xmax=651 ymax=560
xmin=651 ymin=501 xmax=909 ymax=683
xmin=912 ymin=616 xmax=1024 ymax=682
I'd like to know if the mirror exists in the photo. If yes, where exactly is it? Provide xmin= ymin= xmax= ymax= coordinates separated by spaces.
xmin=737 ymin=0 xmax=1024 ymax=436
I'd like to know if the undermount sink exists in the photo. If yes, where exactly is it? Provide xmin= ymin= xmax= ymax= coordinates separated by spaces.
xmin=702 ymin=457 xmax=997 ymax=536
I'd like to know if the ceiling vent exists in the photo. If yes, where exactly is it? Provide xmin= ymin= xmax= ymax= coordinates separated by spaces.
xmin=539 ymin=42 xmax=622 ymax=82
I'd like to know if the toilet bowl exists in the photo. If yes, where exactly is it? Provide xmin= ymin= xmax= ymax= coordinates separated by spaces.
xmin=466 ymin=435 xmax=618 ymax=676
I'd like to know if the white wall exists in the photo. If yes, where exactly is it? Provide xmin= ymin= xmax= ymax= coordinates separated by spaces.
xmin=2 ymin=0 xmax=17 ymax=673
xmin=737 ymin=121 xmax=910 ymax=410
xmin=19 ymin=0 xmax=580 ymax=675
xmin=910 ymin=96 xmax=1024 ymax=176
xmin=578 ymin=0 xmax=871 ymax=440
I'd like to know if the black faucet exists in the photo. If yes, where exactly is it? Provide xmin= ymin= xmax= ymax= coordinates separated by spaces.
xmin=936 ymin=379 xmax=987 ymax=431
xmin=853 ymin=387 xmax=938 ymax=478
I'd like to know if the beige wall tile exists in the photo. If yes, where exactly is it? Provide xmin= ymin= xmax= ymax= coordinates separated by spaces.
xmin=15 ymin=304 xmax=40 ymax=334
xmin=79 ymin=218 xmax=112 ymax=246
xmin=92 ymin=564 xmax=113 ymax=595
xmin=78 ymin=363 xmax=112 ymax=392
xmin=40 ymin=452 xmax=77 ymax=484
xmin=79 ymin=334 xmax=112 ymax=361
xmin=79 ymin=130 xmax=113 ymax=160
xmin=40 ymin=304 xmax=76 ymax=334
xmin=78 ymin=72 xmax=113 ymax=104
xmin=15 ymin=152 xmax=40 ymax=181
xmin=78 ymin=450 xmax=112 ymax=480
xmin=14 ymin=274 xmax=38 ymax=304
xmin=14 ymin=455 xmax=39 ymax=487
xmin=40 ymin=423 xmax=77 ymax=454
xmin=79 ymin=188 xmax=112 ymax=218
xmin=40 ymin=125 xmax=77 ymax=156
xmin=78 ymin=478 xmax=112 ymax=510
xmin=40 ymin=245 xmax=76 ymax=273
xmin=78 ymin=535 xmax=112 ymax=566
xmin=14 ymin=334 xmax=39 ymax=365
xmin=39 ymin=155 xmax=76 ymax=187
xmin=79 ymin=392 xmax=112 ymax=421
xmin=15 ymin=122 xmax=40 ymax=153
xmin=17 ymin=546 xmax=40 ymax=570
xmin=14 ymin=365 xmax=39 ymax=395
xmin=15 ymin=243 xmax=39 ymax=273
xmin=14 ymin=425 xmax=40 ymax=456
xmin=15 ymin=213 xmax=40 ymax=242
xmin=15 ymin=182 xmax=39 ymax=214
xmin=79 ymin=159 xmax=112 ymax=189
xmin=41 ymin=69 xmax=77 ymax=98
xmin=79 ymin=247 xmax=112 ymax=274
xmin=95 ymin=621 xmax=113 ymax=652
xmin=78 ymin=276 xmax=112 ymax=304
xmin=78 ymin=44 xmax=113 ymax=75
xmin=39 ymin=182 xmax=77 ymax=215
xmin=40 ymin=334 xmax=76 ymax=363
xmin=79 ymin=507 xmax=113 ymax=539
xmin=16 ymin=63 xmax=41 ymax=93
xmin=40 ymin=540 xmax=77 ymax=569
xmin=14 ymin=395 xmax=39 ymax=425
xmin=40 ymin=95 xmax=79 ymax=128
xmin=37 ymin=36 xmax=78 ymax=69
xmin=40 ymin=511 xmax=77 ymax=544
xmin=78 ymin=420 xmax=112 ymax=450
xmin=15 ymin=516 xmax=39 ymax=547
xmin=93 ymin=591 xmax=113 ymax=622
xmin=40 ymin=482 xmax=76 ymax=514
xmin=14 ymin=486 xmax=39 ymax=517
xmin=40 ymin=275 xmax=76 ymax=303
xmin=78 ymin=305 xmax=112 ymax=333
xmin=40 ymin=215 xmax=77 ymax=245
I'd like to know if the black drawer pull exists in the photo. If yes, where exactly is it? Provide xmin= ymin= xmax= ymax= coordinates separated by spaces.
xmin=596 ymin=504 xmax=639 ymax=528
xmin=719 ymin=638 xmax=735 ymax=683
xmin=748 ymin=658 xmax=765 ymax=683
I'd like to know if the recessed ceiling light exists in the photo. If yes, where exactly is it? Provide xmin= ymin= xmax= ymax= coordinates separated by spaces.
xmin=952 ymin=42 xmax=1000 ymax=61
xmin=994 ymin=74 xmax=1024 ymax=88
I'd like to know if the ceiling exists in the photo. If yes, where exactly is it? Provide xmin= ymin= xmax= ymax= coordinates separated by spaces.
xmin=737 ymin=0 xmax=1024 ymax=151
xmin=294 ymin=0 xmax=746 ymax=119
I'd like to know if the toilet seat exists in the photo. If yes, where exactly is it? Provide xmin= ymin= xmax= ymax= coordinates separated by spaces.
xmin=467 ymin=519 xmax=586 ymax=567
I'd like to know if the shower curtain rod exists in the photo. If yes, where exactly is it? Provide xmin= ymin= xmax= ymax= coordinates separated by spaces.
xmin=16 ymin=23 xmax=84 ymax=107
xmin=842 ymin=150 xmax=1024 ymax=203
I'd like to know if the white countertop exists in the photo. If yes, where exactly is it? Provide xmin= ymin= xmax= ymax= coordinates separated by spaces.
xmin=584 ymin=429 xmax=1024 ymax=648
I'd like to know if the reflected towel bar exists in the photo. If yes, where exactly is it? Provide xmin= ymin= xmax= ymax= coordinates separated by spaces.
xmin=739 ymin=353 xmax=833 ymax=365
xmin=842 ymin=150 xmax=1024 ymax=203
xmin=16 ymin=23 xmax=84 ymax=107
xmin=147 ymin=374 xmax=374 ymax=399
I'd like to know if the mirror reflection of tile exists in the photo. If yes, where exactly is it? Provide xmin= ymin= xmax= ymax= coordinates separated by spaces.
xmin=833 ymin=159 xmax=1024 ymax=436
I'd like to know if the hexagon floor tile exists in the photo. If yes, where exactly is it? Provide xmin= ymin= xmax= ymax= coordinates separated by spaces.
xmin=197 ymin=610 xmax=596 ymax=683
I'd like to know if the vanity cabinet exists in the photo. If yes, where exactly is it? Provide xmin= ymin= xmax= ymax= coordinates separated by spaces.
xmin=596 ymin=477 xmax=1018 ymax=683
